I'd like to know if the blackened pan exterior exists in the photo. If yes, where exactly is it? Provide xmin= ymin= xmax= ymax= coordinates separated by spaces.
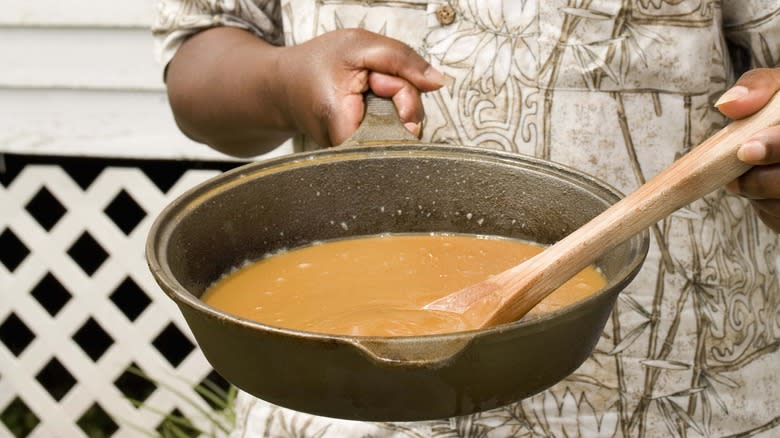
xmin=147 ymin=144 xmax=648 ymax=421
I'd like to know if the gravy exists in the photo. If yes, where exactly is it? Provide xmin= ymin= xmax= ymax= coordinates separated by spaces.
xmin=203 ymin=233 xmax=606 ymax=336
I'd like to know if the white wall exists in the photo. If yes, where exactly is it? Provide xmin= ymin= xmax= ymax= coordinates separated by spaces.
xmin=0 ymin=4 xmax=265 ymax=436
xmin=0 ymin=0 xmax=290 ymax=161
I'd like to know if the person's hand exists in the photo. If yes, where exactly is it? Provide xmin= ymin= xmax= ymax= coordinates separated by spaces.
xmin=276 ymin=29 xmax=446 ymax=147
xmin=715 ymin=68 xmax=780 ymax=232
xmin=165 ymin=27 xmax=445 ymax=156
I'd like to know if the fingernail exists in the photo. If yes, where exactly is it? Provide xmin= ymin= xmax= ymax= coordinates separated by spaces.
xmin=714 ymin=85 xmax=749 ymax=107
xmin=404 ymin=122 xmax=421 ymax=137
xmin=424 ymin=66 xmax=453 ymax=87
xmin=737 ymin=140 xmax=766 ymax=162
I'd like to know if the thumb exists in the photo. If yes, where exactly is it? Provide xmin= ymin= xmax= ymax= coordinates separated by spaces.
xmin=715 ymin=68 xmax=780 ymax=119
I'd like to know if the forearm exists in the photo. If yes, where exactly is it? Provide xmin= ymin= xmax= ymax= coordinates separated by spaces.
xmin=165 ymin=27 xmax=294 ymax=157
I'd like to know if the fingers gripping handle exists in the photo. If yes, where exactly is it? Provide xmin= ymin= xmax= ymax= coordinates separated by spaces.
xmin=340 ymin=93 xmax=420 ymax=147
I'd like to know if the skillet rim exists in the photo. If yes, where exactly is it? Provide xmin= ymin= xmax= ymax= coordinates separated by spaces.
xmin=146 ymin=142 xmax=650 ymax=346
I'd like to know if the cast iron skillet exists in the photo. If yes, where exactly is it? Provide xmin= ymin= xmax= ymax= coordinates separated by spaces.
xmin=146 ymin=97 xmax=649 ymax=421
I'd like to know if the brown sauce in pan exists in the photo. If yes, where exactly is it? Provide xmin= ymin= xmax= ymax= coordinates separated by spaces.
xmin=203 ymin=233 xmax=606 ymax=336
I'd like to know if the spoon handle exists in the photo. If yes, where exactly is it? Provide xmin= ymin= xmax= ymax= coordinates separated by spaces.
xmin=486 ymin=92 xmax=780 ymax=326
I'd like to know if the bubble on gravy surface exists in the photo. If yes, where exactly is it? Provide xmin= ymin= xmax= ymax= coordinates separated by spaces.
xmin=203 ymin=233 xmax=606 ymax=337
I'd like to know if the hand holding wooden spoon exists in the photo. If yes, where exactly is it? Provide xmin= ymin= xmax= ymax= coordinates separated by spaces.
xmin=426 ymin=92 xmax=780 ymax=329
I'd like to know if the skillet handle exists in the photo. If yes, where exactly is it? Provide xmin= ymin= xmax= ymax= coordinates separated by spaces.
xmin=339 ymin=93 xmax=420 ymax=147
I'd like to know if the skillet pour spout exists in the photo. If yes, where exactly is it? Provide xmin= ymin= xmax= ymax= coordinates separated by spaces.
xmin=350 ymin=335 xmax=473 ymax=366
xmin=146 ymin=96 xmax=649 ymax=421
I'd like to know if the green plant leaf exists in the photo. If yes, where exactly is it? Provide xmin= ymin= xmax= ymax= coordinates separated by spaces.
xmin=160 ymin=421 xmax=199 ymax=438
xmin=124 ymin=367 xmax=232 ymax=433
xmin=192 ymin=384 xmax=229 ymax=411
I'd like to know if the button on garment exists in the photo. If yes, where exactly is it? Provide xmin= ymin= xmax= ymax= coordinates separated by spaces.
xmin=435 ymin=4 xmax=456 ymax=25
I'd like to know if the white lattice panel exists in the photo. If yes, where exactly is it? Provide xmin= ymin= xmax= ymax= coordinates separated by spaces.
xmin=0 ymin=160 xmax=232 ymax=437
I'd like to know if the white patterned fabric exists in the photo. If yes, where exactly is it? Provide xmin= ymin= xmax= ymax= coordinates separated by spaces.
xmin=153 ymin=1 xmax=780 ymax=436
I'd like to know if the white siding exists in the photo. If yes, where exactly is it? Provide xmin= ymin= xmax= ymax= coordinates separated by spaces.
xmin=0 ymin=28 xmax=163 ymax=90
xmin=0 ymin=88 xmax=230 ymax=160
xmin=0 ymin=0 xmax=292 ymax=160
xmin=2 ymin=0 xmax=154 ymax=28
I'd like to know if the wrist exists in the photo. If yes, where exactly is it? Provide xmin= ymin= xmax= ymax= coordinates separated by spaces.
xmin=227 ymin=40 xmax=293 ymax=134
xmin=269 ymin=44 xmax=314 ymax=137
xmin=265 ymin=45 xmax=299 ymax=133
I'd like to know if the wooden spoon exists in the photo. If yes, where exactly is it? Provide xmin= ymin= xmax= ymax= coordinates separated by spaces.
xmin=426 ymin=92 xmax=780 ymax=329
